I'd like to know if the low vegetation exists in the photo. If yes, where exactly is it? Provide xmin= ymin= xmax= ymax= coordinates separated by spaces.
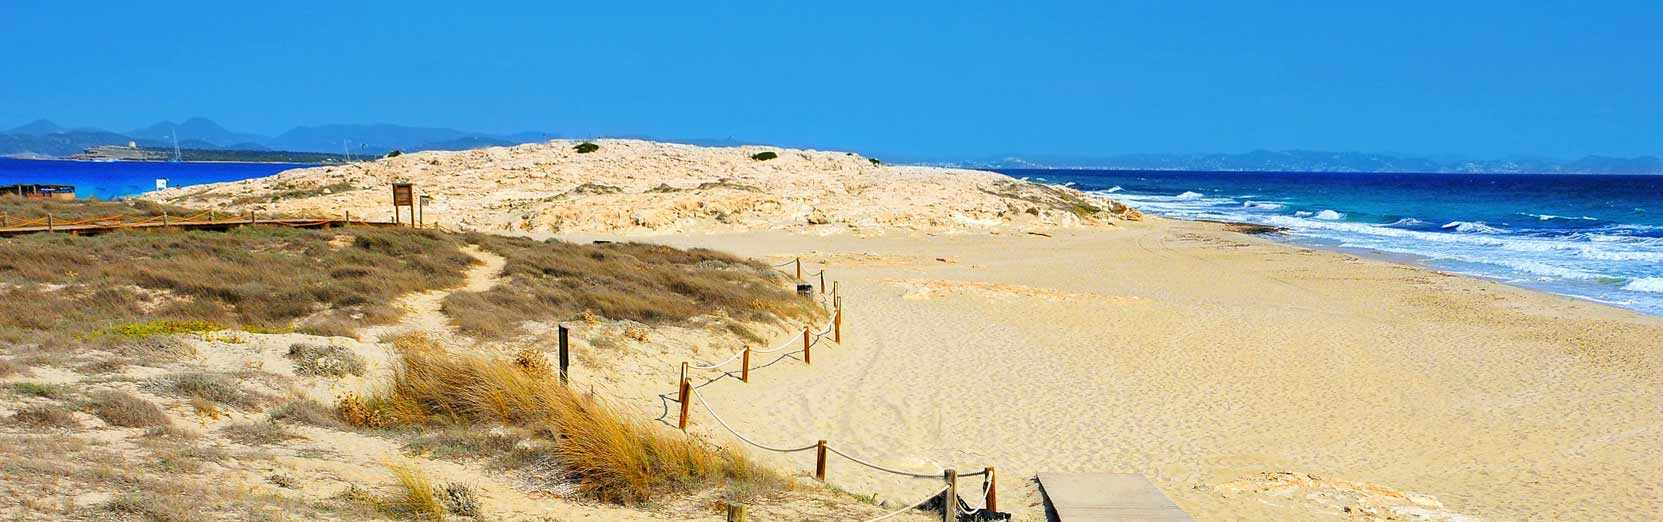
xmin=339 ymin=335 xmax=780 ymax=504
xmin=12 ymin=404 xmax=80 ymax=428
xmin=574 ymin=142 xmax=600 ymax=153
xmin=443 ymin=235 xmax=823 ymax=339
xmin=0 ymin=204 xmax=475 ymax=353
xmin=750 ymin=151 xmax=778 ymax=161
xmin=0 ymin=195 xmax=196 ymax=222
xmin=86 ymin=390 xmax=171 ymax=428
xmin=287 ymin=343 xmax=367 ymax=377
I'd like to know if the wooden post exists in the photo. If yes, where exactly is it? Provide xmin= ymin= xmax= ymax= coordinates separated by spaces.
xmin=46 ymin=213 xmax=53 ymax=232
xmin=161 ymin=211 xmax=169 ymax=227
xmin=677 ymin=363 xmax=692 ymax=431
xmin=814 ymin=440 xmax=828 ymax=481
xmin=819 ymin=270 xmax=826 ymax=295
xmin=557 ymin=325 xmax=570 ymax=385
xmin=795 ymin=258 xmax=802 ymax=280
xmin=834 ymin=305 xmax=842 ymax=343
xmin=802 ymin=326 xmax=811 ymax=364
xmin=725 ymin=503 xmax=747 ymax=522
xmin=209 ymin=209 xmax=217 ymax=222
xmin=985 ymin=466 xmax=998 ymax=513
xmin=248 ymin=210 xmax=255 ymax=224
xmin=942 ymin=469 xmax=958 ymax=522
xmin=344 ymin=210 xmax=350 ymax=225
xmin=740 ymin=348 xmax=751 ymax=383
xmin=2 ymin=211 xmax=8 ymax=227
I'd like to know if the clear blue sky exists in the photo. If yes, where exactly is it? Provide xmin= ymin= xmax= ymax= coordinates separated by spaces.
xmin=3 ymin=1 xmax=1659 ymax=159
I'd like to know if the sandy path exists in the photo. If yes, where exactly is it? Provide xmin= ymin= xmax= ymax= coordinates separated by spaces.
xmin=625 ymin=220 xmax=1663 ymax=521
xmin=360 ymin=244 xmax=506 ymax=347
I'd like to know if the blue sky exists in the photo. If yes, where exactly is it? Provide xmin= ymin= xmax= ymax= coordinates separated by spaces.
xmin=2 ymin=1 xmax=1659 ymax=159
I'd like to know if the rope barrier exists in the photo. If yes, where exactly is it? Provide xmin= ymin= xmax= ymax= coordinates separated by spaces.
xmin=862 ymin=486 xmax=948 ymax=522
xmin=824 ymin=445 xmax=944 ymax=479
xmin=691 ymin=388 xmax=820 ymax=453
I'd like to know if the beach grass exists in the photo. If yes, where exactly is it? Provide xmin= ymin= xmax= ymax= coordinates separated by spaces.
xmin=443 ymin=234 xmax=825 ymax=339
xmin=340 ymin=334 xmax=781 ymax=504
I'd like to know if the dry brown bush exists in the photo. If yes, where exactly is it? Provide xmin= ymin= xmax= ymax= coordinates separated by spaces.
xmin=86 ymin=390 xmax=171 ymax=428
xmin=12 ymin=404 xmax=80 ymax=428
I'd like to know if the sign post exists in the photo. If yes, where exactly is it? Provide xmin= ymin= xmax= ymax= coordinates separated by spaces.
xmin=392 ymin=183 xmax=415 ymax=226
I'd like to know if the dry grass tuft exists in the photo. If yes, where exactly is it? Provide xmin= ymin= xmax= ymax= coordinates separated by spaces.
xmin=0 ymin=357 xmax=21 ymax=377
xmin=12 ymin=404 xmax=80 ymax=429
xmin=270 ymin=397 xmax=345 ymax=429
xmin=442 ymin=235 xmax=822 ymax=340
xmin=386 ymin=461 xmax=446 ymax=521
xmin=343 ymin=334 xmax=777 ymax=504
xmin=86 ymin=390 xmax=171 ymax=428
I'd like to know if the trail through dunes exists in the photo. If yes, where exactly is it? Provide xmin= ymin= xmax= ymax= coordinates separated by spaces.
xmin=360 ymin=244 xmax=505 ymax=347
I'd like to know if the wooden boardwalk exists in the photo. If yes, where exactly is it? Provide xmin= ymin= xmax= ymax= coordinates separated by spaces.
xmin=0 ymin=217 xmax=398 ymax=237
xmin=1037 ymin=472 xmax=1193 ymax=521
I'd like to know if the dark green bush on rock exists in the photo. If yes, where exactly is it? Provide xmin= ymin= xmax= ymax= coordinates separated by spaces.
xmin=750 ymin=151 xmax=777 ymax=161
xmin=574 ymin=142 xmax=600 ymax=154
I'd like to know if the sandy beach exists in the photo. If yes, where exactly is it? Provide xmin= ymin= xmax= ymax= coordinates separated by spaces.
xmin=124 ymin=140 xmax=1663 ymax=519
xmin=607 ymin=217 xmax=1663 ymax=520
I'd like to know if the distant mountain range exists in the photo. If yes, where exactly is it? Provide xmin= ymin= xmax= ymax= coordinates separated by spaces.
xmin=4 ymin=117 xmax=1658 ymax=174
xmin=926 ymin=149 xmax=1663 ymax=175
xmin=0 ymin=118 xmax=569 ymax=158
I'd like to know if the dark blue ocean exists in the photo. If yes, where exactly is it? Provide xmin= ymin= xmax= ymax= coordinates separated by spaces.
xmin=998 ymin=169 xmax=1663 ymax=315
xmin=0 ymin=158 xmax=311 ymax=200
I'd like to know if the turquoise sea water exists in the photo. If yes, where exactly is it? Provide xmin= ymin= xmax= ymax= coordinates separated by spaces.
xmin=0 ymin=158 xmax=311 ymax=200
xmin=998 ymin=169 xmax=1663 ymax=316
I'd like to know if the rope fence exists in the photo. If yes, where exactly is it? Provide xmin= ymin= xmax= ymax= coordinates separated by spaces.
xmin=671 ymin=257 xmax=1002 ymax=521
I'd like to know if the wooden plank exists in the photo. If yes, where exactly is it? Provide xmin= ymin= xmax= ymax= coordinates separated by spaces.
xmin=1036 ymin=472 xmax=1192 ymax=521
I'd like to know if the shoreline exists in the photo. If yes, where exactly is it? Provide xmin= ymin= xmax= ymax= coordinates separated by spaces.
xmin=619 ymin=218 xmax=1663 ymax=520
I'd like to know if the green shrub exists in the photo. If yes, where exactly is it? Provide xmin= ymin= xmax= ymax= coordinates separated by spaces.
xmin=574 ymin=142 xmax=600 ymax=154
xmin=385 ymin=149 xmax=404 ymax=158
xmin=11 ymin=382 xmax=67 ymax=399
xmin=750 ymin=151 xmax=778 ymax=161
xmin=869 ymin=158 xmax=881 ymax=166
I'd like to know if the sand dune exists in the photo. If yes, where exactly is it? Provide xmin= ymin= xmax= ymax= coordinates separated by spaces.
xmin=147 ymin=139 xmax=1139 ymax=235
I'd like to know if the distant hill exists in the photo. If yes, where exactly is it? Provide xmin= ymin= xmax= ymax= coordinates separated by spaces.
xmin=127 ymin=117 xmax=269 ymax=147
xmin=6 ymin=119 xmax=65 ymax=136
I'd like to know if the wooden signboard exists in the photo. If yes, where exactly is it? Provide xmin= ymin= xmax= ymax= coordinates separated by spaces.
xmin=392 ymin=183 xmax=415 ymax=225
xmin=392 ymin=183 xmax=414 ymax=206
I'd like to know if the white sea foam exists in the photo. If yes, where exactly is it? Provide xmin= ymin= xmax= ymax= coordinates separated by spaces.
xmin=1624 ymin=278 xmax=1663 ymax=293
xmin=1105 ymin=186 xmax=1123 ymax=193
xmin=1175 ymin=191 xmax=1205 ymax=200
xmin=1381 ymin=218 xmax=1426 ymax=227
xmin=1441 ymin=221 xmax=1505 ymax=234
xmin=1242 ymin=200 xmax=1285 ymax=210
xmin=1522 ymin=213 xmax=1598 ymax=221
xmin=1312 ymin=209 xmax=1345 ymax=221
xmin=1294 ymin=211 xmax=1313 ymax=217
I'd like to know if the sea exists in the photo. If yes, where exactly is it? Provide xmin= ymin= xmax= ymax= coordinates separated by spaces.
xmin=0 ymin=158 xmax=312 ymax=200
xmin=998 ymin=169 xmax=1663 ymax=316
